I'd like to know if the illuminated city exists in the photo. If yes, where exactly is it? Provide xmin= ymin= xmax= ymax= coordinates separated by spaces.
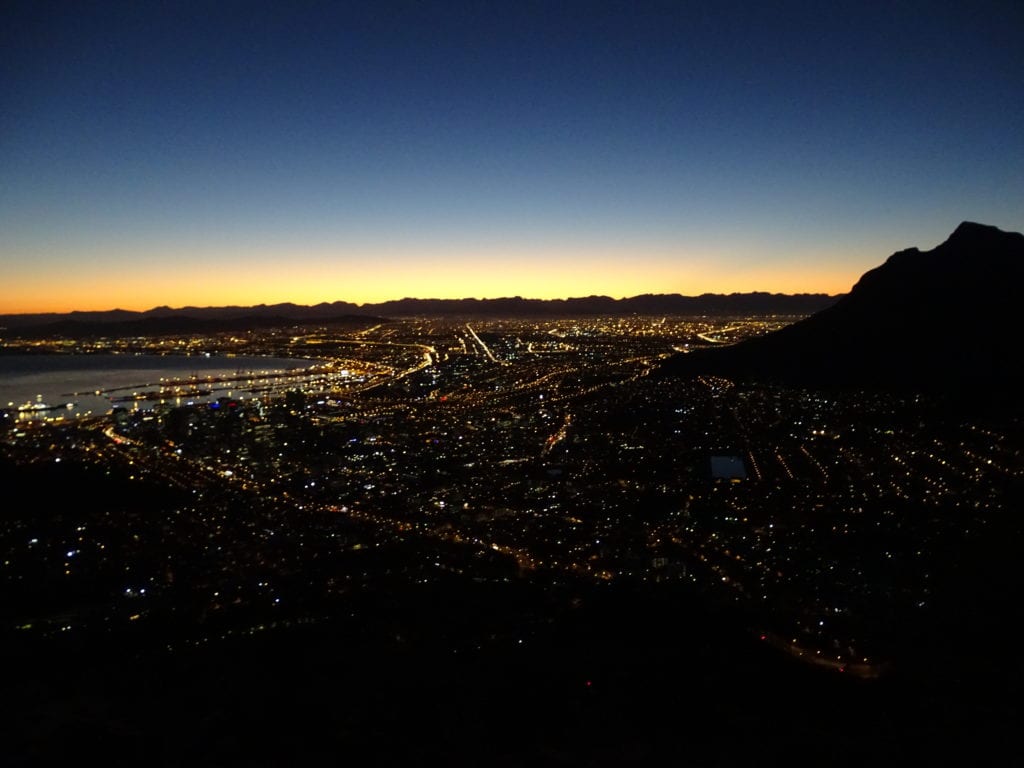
xmin=4 ymin=1 xmax=1023 ymax=764
xmin=5 ymin=312 xmax=1021 ymax=671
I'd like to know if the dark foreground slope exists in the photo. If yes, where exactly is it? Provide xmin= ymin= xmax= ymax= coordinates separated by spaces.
xmin=6 ymin=587 xmax=1021 ymax=768
xmin=659 ymin=222 xmax=1024 ymax=402
xmin=2 ymin=456 xmax=1022 ymax=767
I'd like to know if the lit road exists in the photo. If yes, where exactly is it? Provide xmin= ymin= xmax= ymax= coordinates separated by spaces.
xmin=465 ymin=324 xmax=507 ymax=365
xmin=696 ymin=325 xmax=742 ymax=344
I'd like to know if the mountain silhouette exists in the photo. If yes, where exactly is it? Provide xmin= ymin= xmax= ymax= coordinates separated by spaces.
xmin=4 ymin=313 xmax=383 ymax=340
xmin=0 ymin=293 xmax=837 ymax=335
xmin=658 ymin=222 xmax=1024 ymax=401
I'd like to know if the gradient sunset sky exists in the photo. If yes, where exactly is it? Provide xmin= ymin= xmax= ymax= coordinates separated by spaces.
xmin=2 ymin=1 xmax=1022 ymax=314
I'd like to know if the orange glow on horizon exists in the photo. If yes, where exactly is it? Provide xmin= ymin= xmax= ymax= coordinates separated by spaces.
xmin=0 ymin=242 xmax=866 ymax=315
xmin=0 ymin=271 xmax=858 ymax=315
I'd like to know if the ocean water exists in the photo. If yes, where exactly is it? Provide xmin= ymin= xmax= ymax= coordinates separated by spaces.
xmin=0 ymin=353 xmax=313 ymax=418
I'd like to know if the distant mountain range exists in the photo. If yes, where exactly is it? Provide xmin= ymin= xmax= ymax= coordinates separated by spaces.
xmin=0 ymin=313 xmax=385 ymax=340
xmin=658 ymin=222 xmax=1024 ymax=400
xmin=0 ymin=292 xmax=838 ymax=337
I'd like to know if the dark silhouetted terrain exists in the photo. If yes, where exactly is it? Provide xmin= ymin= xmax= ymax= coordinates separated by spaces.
xmin=660 ymin=222 xmax=1024 ymax=404
xmin=0 ymin=292 xmax=838 ymax=335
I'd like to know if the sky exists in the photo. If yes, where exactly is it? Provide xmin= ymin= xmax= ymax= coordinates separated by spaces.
xmin=2 ymin=0 xmax=1022 ymax=314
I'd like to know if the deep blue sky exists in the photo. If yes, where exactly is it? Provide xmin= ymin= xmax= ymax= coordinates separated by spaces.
xmin=2 ymin=0 xmax=1022 ymax=311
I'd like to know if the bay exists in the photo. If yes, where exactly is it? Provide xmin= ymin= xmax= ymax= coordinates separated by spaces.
xmin=0 ymin=353 xmax=314 ymax=419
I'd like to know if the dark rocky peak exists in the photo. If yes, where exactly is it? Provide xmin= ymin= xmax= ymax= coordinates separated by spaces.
xmin=657 ymin=221 xmax=1024 ymax=405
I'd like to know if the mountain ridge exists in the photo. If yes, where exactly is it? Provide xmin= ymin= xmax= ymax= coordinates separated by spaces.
xmin=657 ymin=221 xmax=1024 ymax=401
xmin=0 ymin=292 xmax=839 ymax=334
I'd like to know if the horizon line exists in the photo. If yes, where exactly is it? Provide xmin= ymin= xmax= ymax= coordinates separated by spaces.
xmin=0 ymin=289 xmax=846 ymax=318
